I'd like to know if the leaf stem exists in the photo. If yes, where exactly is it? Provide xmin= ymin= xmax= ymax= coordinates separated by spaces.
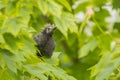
xmin=92 ymin=16 xmax=105 ymax=35
xmin=79 ymin=15 xmax=91 ymax=34
xmin=92 ymin=16 xmax=113 ymax=38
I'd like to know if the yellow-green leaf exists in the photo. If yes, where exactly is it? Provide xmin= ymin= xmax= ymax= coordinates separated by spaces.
xmin=54 ymin=16 xmax=68 ymax=38
xmin=37 ymin=0 xmax=48 ymax=15
xmin=79 ymin=39 xmax=98 ymax=58
xmin=61 ymin=12 xmax=78 ymax=33
xmin=47 ymin=0 xmax=62 ymax=17
xmin=56 ymin=0 xmax=71 ymax=11
xmin=2 ymin=17 xmax=23 ymax=36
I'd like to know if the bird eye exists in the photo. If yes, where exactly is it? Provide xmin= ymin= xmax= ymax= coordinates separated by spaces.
xmin=46 ymin=27 xmax=51 ymax=33
xmin=48 ymin=27 xmax=51 ymax=30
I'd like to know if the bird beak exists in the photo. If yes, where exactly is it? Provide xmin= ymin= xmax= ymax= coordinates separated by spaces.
xmin=52 ymin=26 xmax=56 ymax=31
xmin=51 ymin=26 xmax=56 ymax=33
xmin=48 ymin=26 xmax=56 ymax=34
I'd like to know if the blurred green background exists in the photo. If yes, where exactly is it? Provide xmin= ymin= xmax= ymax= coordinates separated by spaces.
xmin=0 ymin=0 xmax=120 ymax=80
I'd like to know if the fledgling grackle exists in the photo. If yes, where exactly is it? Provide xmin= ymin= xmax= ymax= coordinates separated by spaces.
xmin=34 ymin=24 xmax=56 ymax=57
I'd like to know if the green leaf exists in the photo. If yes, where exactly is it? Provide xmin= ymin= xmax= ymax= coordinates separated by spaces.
xmin=17 ymin=6 xmax=31 ymax=24
xmin=90 ymin=51 xmax=111 ymax=77
xmin=37 ymin=0 xmax=62 ymax=17
xmin=24 ymin=64 xmax=48 ymax=80
xmin=5 ymin=1 xmax=17 ymax=16
xmin=0 ymin=68 xmax=15 ymax=80
xmin=54 ymin=12 xmax=78 ymax=38
xmin=92 ymin=0 xmax=109 ymax=7
xmin=45 ymin=52 xmax=61 ymax=66
xmin=56 ymin=0 xmax=71 ymax=11
xmin=24 ymin=63 xmax=77 ymax=80
xmin=17 ymin=0 xmax=33 ymax=17
xmin=17 ymin=34 xmax=36 ymax=57
xmin=54 ymin=16 xmax=68 ymax=38
xmin=0 ymin=13 xmax=5 ymax=27
xmin=95 ymin=63 xmax=114 ymax=80
xmin=0 ymin=49 xmax=17 ymax=73
xmin=29 ymin=8 xmax=46 ymax=32
xmin=94 ymin=9 xmax=110 ymax=30
xmin=93 ymin=9 xmax=110 ymax=27
xmin=90 ymin=49 xmax=120 ymax=80
xmin=0 ymin=1 xmax=4 ymax=9
xmin=74 ymin=1 xmax=91 ymax=13
xmin=2 ymin=17 xmax=23 ymax=36
xmin=0 ymin=54 xmax=6 ymax=68
xmin=61 ymin=12 xmax=78 ymax=33
xmin=37 ymin=0 xmax=48 ymax=15
xmin=3 ymin=33 xmax=18 ymax=50
xmin=113 ymin=22 xmax=120 ymax=33
xmin=98 ymin=34 xmax=112 ymax=51
xmin=47 ymin=0 xmax=62 ymax=17
xmin=0 ymin=34 xmax=4 ymax=43
xmin=112 ymin=0 xmax=120 ymax=9
xmin=79 ymin=39 xmax=98 ymax=58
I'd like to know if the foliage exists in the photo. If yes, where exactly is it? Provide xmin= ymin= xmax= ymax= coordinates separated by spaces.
xmin=0 ymin=0 xmax=120 ymax=80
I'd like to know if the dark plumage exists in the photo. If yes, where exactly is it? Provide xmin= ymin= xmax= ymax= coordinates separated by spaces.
xmin=34 ymin=24 xmax=56 ymax=57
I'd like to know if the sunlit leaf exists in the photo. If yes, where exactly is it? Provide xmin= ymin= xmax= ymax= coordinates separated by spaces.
xmin=24 ymin=64 xmax=48 ymax=80
xmin=0 ymin=34 xmax=4 ymax=43
xmin=17 ymin=33 xmax=36 ymax=57
xmin=61 ymin=12 xmax=78 ymax=33
xmin=90 ymin=51 xmax=111 ymax=77
xmin=3 ymin=33 xmax=18 ymax=50
xmin=0 ymin=49 xmax=17 ymax=73
xmin=0 ymin=68 xmax=15 ymax=80
xmin=37 ymin=0 xmax=62 ymax=17
xmin=74 ymin=1 xmax=91 ymax=13
xmin=2 ymin=17 xmax=23 ymax=36
xmin=95 ymin=64 xmax=114 ymax=80
xmin=0 ymin=1 xmax=4 ymax=9
xmin=93 ymin=9 xmax=110 ymax=27
xmin=47 ymin=0 xmax=62 ymax=17
xmin=24 ymin=63 xmax=77 ymax=80
xmin=98 ymin=34 xmax=112 ymax=51
xmin=56 ymin=0 xmax=71 ymax=11
xmin=45 ymin=52 xmax=61 ymax=66
xmin=79 ymin=39 xmax=98 ymax=58
xmin=5 ymin=1 xmax=17 ymax=16
xmin=54 ymin=12 xmax=78 ymax=38
xmin=37 ymin=0 xmax=48 ymax=15
xmin=92 ymin=0 xmax=109 ymax=7
xmin=54 ymin=16 xmax=68 ymax=38
xmin=0 ymin=12 xmax=5 ymax=27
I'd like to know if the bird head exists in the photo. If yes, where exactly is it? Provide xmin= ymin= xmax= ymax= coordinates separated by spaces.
xmin=43 ymin=24 xmax=56 ymax=35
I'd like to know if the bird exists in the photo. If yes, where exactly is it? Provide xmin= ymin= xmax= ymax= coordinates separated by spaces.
xmin=34 ymin=24 xmax=56 ymax=57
